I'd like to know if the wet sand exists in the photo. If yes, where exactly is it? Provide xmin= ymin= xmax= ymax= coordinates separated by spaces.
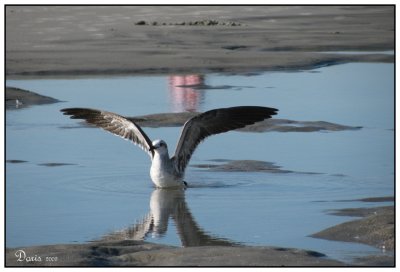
xmin=311 ymin=197 xmax=394 ymax=266
xmin=6 ymin=240 xmax=344 ymax=267
xmin=312 ymin=204 xmax=394 ymax=251
xmin=6 ymin=6 xmax=394 ymax=77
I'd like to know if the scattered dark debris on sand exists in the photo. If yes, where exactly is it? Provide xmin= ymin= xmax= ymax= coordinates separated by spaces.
xmin=135 ymin=19 xmax=242 ymax=27
xmin=6 ymin=86 xmax=61 ymax=110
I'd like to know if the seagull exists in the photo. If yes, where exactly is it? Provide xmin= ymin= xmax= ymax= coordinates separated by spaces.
xmin=15 ymin=99 xmax=23 ymax=108
xmin=61 ymin=106 xmax=278 ymax=188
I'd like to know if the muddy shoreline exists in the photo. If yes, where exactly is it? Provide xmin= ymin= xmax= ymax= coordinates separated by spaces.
xmin=6 ymin=6 xmax=394 ymax=78
xmin=6 ymin=241 xmax=345 ymax=267
xmin=312 ymin=205 xmax=394 ymax=251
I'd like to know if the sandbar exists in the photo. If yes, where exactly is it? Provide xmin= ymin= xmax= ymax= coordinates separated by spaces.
xmin=6 ymin=6 xmax=394 ymax=77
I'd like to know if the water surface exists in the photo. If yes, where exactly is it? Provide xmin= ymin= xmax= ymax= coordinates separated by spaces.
xmin=6 ymin=63 xmax=394 ymax=263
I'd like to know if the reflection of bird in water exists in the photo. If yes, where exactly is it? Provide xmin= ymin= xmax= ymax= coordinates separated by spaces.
xmin=61 ymin=106 xmax=278 ymax=188
xmin=102 ymin=189 xmax=236 ymax=247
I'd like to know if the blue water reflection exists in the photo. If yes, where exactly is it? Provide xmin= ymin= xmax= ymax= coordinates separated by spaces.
xmin=6 ymin=63 xmax=394 ymax=263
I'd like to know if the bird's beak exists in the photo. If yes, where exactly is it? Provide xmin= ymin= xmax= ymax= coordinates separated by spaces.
xmin=149 ymin=146 xmax=155 ymax=152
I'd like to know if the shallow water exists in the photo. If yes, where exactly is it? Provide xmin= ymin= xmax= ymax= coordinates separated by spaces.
xmin=6 ymin=63 xmax=394 ymax=263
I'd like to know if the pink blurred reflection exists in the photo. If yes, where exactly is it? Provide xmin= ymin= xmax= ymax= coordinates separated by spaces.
xmin=168 ymin=75 xmax=205 ymax=112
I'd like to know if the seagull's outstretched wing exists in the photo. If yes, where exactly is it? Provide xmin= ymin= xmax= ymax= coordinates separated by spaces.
xmin=61 ymin=108 xmax=154 ymax=158
xmin=172 ymin=106 xmax=278 ymax=174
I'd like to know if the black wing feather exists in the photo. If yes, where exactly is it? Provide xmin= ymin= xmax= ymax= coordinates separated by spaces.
xmin=172 ymin=106 xmax=278 ymax=173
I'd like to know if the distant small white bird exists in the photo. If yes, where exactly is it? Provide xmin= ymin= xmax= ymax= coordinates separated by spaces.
xmin=61 ymin=106 xmax=278 ymax=188
xmin=16 ymin=99 xmax=23 ymax=108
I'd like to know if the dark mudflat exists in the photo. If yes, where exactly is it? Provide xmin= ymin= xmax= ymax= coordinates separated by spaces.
xmin=6 ymin=86 xmax=60 ymax=110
